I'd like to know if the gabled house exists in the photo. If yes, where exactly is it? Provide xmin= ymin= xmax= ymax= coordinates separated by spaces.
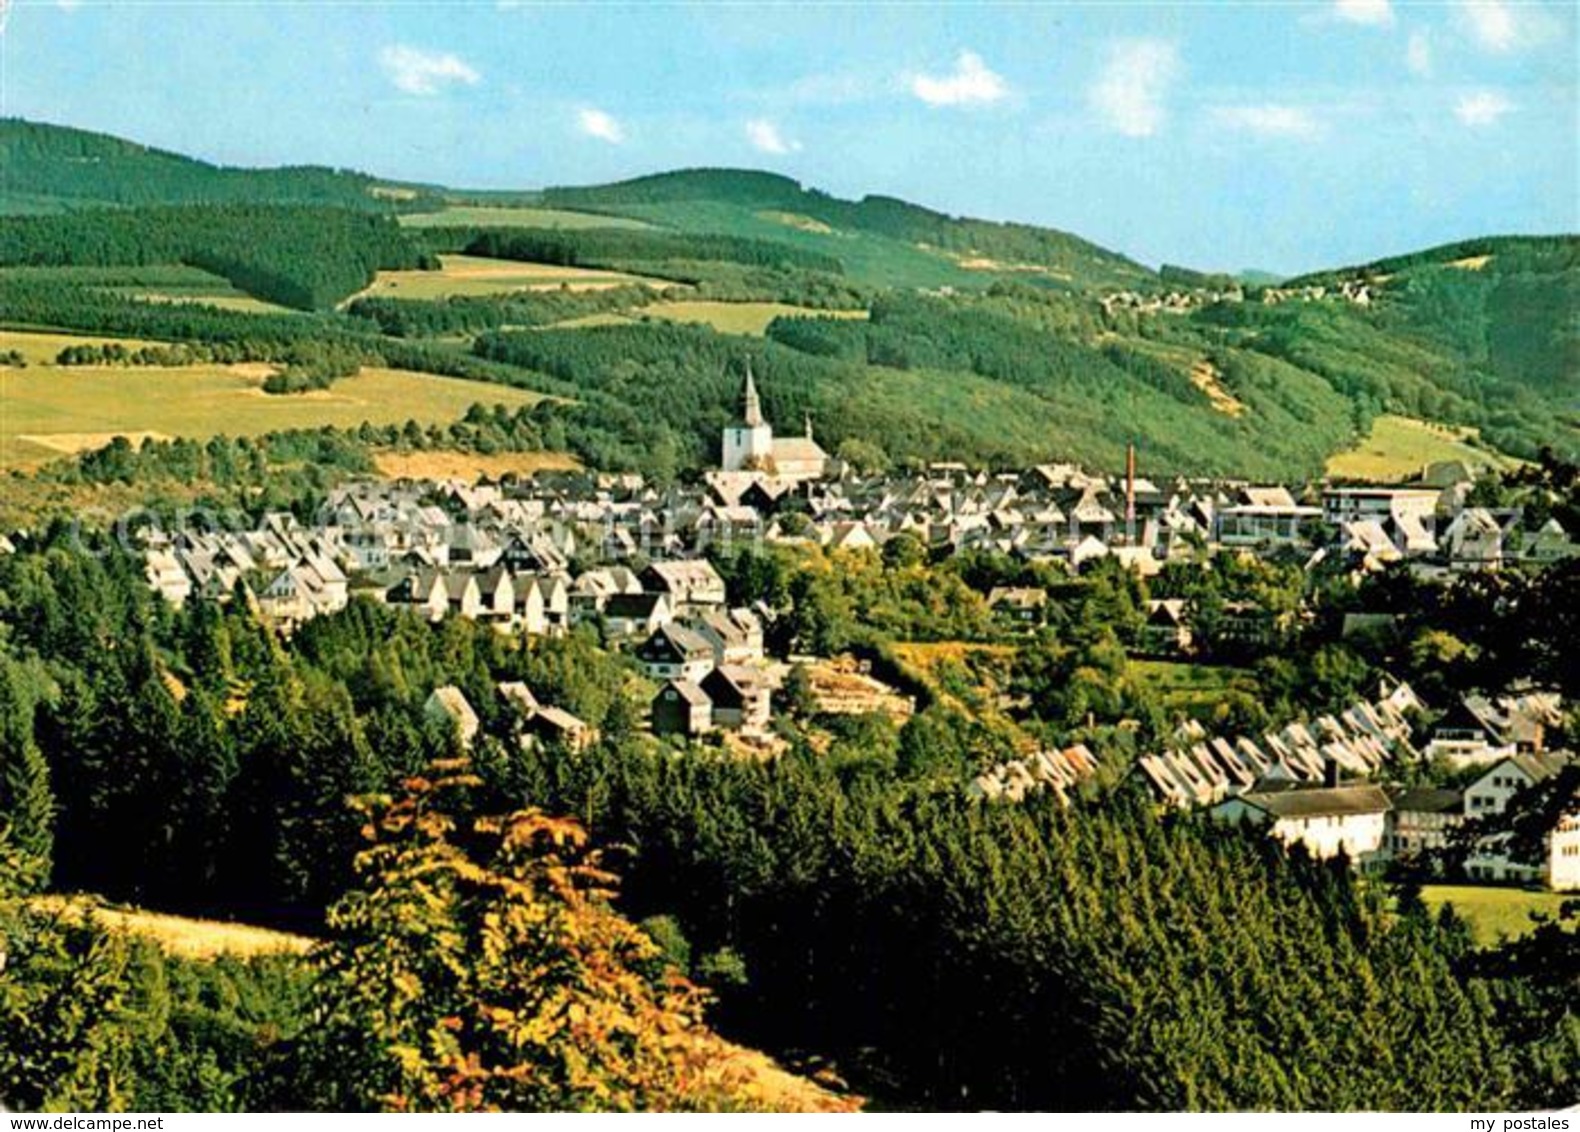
xmin=652 ymin=679 xmax=713 ymax=737
xmin=701 ymin=665 xmax=772 ymax=733
xmin=641 ymin=559 xmax=727 ymax=611
xmin=635 ymin=624 xmax=716 ymax=683
xmin=1139 ymin=599 xmax=1192 ymax=655
xmin=425 ymin=685 xmax=480 ymax=750
xmin=1211 ymin=783 xmax=1392 ymax=867
xmin=692 ymin=608 xmax=765 ymax=666
xmin=603 ymin=591 xmax=674 ymax=641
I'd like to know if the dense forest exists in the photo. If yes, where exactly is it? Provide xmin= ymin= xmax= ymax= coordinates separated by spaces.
xmin=0 ymin=523 xmax=1576 ymax=1110
xmin=0 ymin=206 xmax=428 ymax=309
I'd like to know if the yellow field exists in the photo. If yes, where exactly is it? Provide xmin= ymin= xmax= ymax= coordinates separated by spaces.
xmin=354 ymin=253 xmax=667 ymax=301
xmin=1419 ymin=885 xmax=1569 ymax=946
xmin=1326 ymin=414 xmax=1521 ymax=482
xmin=0 ymin=331 xmax=545 ymax=469
xmin=374 ymin=448 xmax=581 ymax=481
xmin=30 ymin=895 xmax=313 ymax=959
xmin=399 ymin=205 xmax=652 ymax=231
xmin=641 ymin=301 xmax=868 ymax=337
xmin=124 ymin=291 xmax=292 ymax=315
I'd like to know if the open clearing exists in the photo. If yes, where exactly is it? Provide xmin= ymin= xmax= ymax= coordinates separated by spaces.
xmin=1325 ymin=414 xmax=1520 ymax=482
xmin=0 ymin=331 xmax=545 ymax=469
xmin=30 ymin=895 xmax=313 ymax=959
xmin=1132 ymin=659 xmax=1260 ymax=712
xmin=354 ymin=253 xmax=668 ymax=301
xmin=641 ymin=301 xmax=868 ymax=336
xmin=399 ymin=205 xmax=652 ymax=230
xmin=1419 ymin=885 xmax=1570 ymax=946
xmin=119 ymin=290 xmax=292 ymax=315
xmin=0 ymin=328 xmax=167 ymax=366
xmin=374 ymin=448 xmax=581 ymax=481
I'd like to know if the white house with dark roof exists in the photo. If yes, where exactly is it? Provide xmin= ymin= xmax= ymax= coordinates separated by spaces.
xmin=1211 ymin=783 xmax=1392 ymax=866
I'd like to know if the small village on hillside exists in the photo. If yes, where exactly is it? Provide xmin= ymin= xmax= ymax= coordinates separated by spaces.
xmin=102 ymin=371 xmax=1578 ymax=894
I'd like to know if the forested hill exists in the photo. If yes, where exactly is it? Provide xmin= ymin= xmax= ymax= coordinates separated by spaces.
xmin=0 ymin=118 xmax=440 ymax=214
xmin=538 ymin=167 xmax=1157 ymax=292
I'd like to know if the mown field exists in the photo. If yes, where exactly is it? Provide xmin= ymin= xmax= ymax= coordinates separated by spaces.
xmin=352 ymin=253 xmax=669 ymax=301
xmin=0 ymin=330 xmax=544 ymax=469
xmin=641 ymin=300 xmax=868 ymax=336
xmin=1325 ymin=414 xmax=1521 ymax=481
xmin=373 ymin=448 xmax=581 ymax=481
xmin=1419 ymin=885 xmax=1571 ymax=946
xmin=399 ymin=205 xmax=652 ymax=231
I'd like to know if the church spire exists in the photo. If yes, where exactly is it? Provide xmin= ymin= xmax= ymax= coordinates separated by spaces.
xmin=741 ymin=360 xmax=764 ymax=428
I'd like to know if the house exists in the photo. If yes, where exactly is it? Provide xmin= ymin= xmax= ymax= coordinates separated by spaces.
xmin=424 ymin=685 xmax=480 ymax=750
xmin=1463 ymin=752 xmax=1573 ymax=883
xmin=641 ymin=559 xmax=727 ymax=611
xmin=1424 ymin=696 xmax=1513 ymax=766
xmin=1211 ymin=783 xmax=1392 ymax=866
xmin=1382 ymin=786 xmax=1463 ymax=869
xmin=692 ymin=608 xmax=765 ymax=666
xmin=987 ymin=587 xmax=1047 ymax=626
xmin=523 ymin=704 xmax=595 ymax=752
xmin=1443 ymin=508 xmax=1504 ymax=570
xmin=602 ymin=591 xmax=674 ymax=640
xmin=476 ymin=566 xmax=516 ymax=625
xmin=1138 ymin=599 xmax=1192 ymax=655
xmin=652 ymin=679 xmax=713 ymax=736
xmin=1215 ymin=487 xmax=1321 ymax=546
xmin=701 ymin=665 xmax=772 ymax=733
xmin=1550 ymin=813 xmax=1580 ymax=892
xmin=634 ymin=624 xmax=716 ymax=683
xmin=146 ymin=549 xmax=192 ymax=605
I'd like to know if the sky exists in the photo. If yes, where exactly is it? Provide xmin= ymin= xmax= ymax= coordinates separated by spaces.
xmin=1 ymin=0 xmax=1575 ymax=274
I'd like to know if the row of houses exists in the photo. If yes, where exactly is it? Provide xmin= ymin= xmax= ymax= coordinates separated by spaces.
xmin=137 ymin=454 xmax=1575 ymax=632
xmin=1134 ymin=681 xmax=1425 ymax=809
xmin=968 ymin=743 xmax=1104 ymax=806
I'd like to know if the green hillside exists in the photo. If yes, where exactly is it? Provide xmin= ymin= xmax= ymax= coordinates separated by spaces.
xmin=0 ymin=118 xmax=439 ymax=213
xmin=537 ymin=167 xmax=1157 ymax=292
xmin=1 ymin=119 xmax=1574 ymax=479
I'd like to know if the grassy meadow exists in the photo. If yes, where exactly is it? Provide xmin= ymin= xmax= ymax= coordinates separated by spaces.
xmin=0 ymin=330 xmax=545 ymax=470
xmin=399 ymin=205 xmax=653 ymax=230
xmin=353 ymin=253 xmax=669 ymax=301
xmin=641 ymin=300 xmax=868 ymax=336
xmin=1325 ymin=414 xmax=1521 ymax=481
xmin=1419 ymin=885 xmax=1570 ymax=946
xmin=373 ymin=449 xmax=581 ymax=481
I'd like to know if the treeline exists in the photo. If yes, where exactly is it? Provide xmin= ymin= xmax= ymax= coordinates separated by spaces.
xmin=347 ymin=285 xmax=657 ymax=337
xmin=0 ymin=205 xmax=429 ymax=309
xmin=447 ymin=227 xmax=845 ymax=276
xmin=1283 ymin=235 xmax=1580 ymax=288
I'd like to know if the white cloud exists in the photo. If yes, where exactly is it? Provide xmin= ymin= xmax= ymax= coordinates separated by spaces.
xmin=1457 ymin=0 xmax=1517 ymax=50
xmin=1334 ymin=0 xmax=1394 ymax=27
xmin=745 ymin=118 xmax=799 ymax=156
xmin=1213 ymin=104 xmax=1325 ymax=140
xmin=1406 ymin=28 xmax=1433 ymax=76
xmin=1455 ymin=89 xmax=1514 ymax=126
xmin=577 ymin=107 xmax=626 ymax=144
xmin=378 ymin=44 xmax=480 ymax=96
xmin=1089 ymin=39 xmax=1180 ymax=138
xmin=909 ymin=51 xmax=1009 ymax=107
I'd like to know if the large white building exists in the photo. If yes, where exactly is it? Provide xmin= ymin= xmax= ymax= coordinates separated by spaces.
xmin=720 ymin=365 xmax=828 ymax=482
xmin=1211 ymin=783 xmax=1393 ymax=867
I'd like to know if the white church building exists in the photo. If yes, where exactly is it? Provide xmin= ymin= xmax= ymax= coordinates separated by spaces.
xmin=721 ymin=364 xmax=828 ymax=482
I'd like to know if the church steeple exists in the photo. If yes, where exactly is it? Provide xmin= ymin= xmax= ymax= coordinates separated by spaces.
xmin=741 ymin=361 xmax=764 ymax=428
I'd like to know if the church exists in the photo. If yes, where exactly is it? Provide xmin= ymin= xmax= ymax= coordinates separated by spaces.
xmin=720 ymin=364 xmax=828 ymax=482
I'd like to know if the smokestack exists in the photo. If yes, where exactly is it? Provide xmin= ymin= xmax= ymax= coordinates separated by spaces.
xmin=1125 ymin=441 xmax=1137 ymax=544
xmin=1323 ymin=758 xmax=1341 ymax=788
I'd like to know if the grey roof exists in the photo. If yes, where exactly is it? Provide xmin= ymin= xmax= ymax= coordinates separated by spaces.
xmin=1239 ymin=784 xmax=1392 ymax=819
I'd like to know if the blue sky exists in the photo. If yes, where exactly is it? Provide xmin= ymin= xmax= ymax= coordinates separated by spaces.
xmin=2 ymin=0 xmax=1575 ymax=273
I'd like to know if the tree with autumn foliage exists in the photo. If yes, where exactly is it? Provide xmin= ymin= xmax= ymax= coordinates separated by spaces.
xmin=279 ymin=761 xmax=848 ymax=1112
